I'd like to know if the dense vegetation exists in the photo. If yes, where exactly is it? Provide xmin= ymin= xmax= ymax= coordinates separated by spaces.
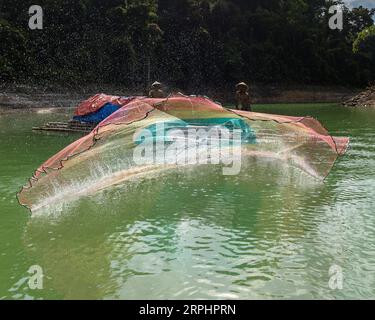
xmin=1 ymin=0 xmax=374 ymax=91
xmin=353 ymin=25 xmax=375 ymax=58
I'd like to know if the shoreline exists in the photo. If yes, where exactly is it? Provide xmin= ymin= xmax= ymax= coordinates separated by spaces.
xmin=0 ymin=83 xmax=362 ymax=111
xmin=343 ymin=85 xmax=375 ymax=107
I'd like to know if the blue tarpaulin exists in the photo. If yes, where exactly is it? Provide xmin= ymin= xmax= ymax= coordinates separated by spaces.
xmin=73 ymin=102 xmax=121 ymax=124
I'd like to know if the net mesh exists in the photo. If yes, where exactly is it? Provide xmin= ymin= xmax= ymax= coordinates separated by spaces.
xmin=18 ymin=95 xmax=349 ymax=211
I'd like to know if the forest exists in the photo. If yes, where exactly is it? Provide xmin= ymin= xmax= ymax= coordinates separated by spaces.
xmin=1 ymin=0 xmax=374 ymax=92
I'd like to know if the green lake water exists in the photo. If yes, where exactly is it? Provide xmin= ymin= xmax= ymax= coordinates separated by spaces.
xmin=1 ymin=103 xmax=375 ymax=300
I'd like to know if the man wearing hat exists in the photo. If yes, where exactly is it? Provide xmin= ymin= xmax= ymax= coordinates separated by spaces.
xmin=149 ymin=81 xmax=165 ymax=98
xmin=235 ymin=82 xmax=252 ymax=111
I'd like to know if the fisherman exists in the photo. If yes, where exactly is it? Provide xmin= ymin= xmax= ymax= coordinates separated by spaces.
xmin=235 ymin=82 xmax=252 ymax=111
xmin=149 ymin=81 xmax=165 ymax=98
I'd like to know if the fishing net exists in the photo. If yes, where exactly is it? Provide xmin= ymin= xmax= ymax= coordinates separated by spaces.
xmin=18 ymin=95 xmax=349 ymax=211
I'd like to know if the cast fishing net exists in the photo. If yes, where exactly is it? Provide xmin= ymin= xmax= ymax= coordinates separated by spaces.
xmin=18 ymin=95 xmax=349 ymax=212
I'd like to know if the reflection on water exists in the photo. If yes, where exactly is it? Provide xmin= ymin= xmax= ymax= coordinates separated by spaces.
xmin=23 ymin=164 xmax=320 ymax=299
xmin=1 ymin=105 xmax=375 ymax=299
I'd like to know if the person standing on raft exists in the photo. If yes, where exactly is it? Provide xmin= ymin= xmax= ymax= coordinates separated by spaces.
xmin=149 ymin=81 xmax=165 ymax=98
xmin=235 ymin=82 xmax=252 ymax=111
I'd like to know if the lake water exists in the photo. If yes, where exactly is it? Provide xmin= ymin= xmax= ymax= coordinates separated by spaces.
xmin=1 ymin=103 xmax=375 ymax=300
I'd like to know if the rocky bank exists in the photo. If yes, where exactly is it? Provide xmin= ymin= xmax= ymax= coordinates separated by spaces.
xmin=343 ymin=86 xmax=375 ymax=107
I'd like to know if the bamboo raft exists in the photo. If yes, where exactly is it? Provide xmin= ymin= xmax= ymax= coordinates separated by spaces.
xmin=32 ymin=121 xmax=97 ymax=134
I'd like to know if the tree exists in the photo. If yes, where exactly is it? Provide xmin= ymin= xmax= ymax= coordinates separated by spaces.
xmin=1 ymin=0 xmax=374 ymax=87
xmin=0 ymin=20 xmax=27 ymax=81
xmin=353 ymin=25 xmax=375 ymax=59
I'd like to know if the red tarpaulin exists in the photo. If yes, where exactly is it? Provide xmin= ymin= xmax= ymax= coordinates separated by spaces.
xmin=74 ymin=94 xmax=137 ymax=116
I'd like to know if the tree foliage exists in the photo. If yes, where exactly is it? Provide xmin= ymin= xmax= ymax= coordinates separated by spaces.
xmin=353 ymin=25 xmax=375 ymax=56
xmin=0 ymin=0 xmax=374 ymax=88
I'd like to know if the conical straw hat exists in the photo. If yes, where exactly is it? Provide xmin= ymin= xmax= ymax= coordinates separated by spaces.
xmin=236 ymin=82 xmax=248 ymax=89
xmin=152 ymin=81 xmax=162 ymax=88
